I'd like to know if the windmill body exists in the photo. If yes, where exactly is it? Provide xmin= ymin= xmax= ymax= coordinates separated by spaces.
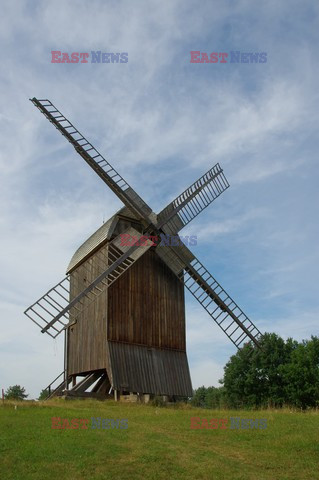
xmin=67 ymin=207 xmax=192 ymax=398
xmin=25 ymin=98 xmax=262 ymax=400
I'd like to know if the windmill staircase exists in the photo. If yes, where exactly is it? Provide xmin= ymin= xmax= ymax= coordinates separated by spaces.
xmin=43 ymin=370 xmax=111 ymax=400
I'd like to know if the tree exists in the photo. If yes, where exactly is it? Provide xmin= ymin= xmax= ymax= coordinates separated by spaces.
xmin=221 ymin=333 xmax=299 ymax=408
xmin=191 ymin=386 xmax=207 ymax=407
xmin=4 ymin=385 xmax=28 ymax=401
xmin=38 ymin=388 xmax=50 ymax=401
xmin=191 ymin=334 xmax=319 ymax=409
xmin=191 ymin=386 xmax=226 ymax=408
xmin=282 ymin=336 xmax=319 ymax=409
xmin=205 ymin=386 xmax=226 ymax=409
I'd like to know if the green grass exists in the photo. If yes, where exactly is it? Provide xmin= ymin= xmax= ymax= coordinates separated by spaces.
xmin=0 ymin=399 xmax=318 ymax=480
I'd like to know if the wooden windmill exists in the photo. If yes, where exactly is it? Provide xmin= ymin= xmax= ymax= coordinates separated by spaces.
xmin=25 ymin=98 xmax=262 ymax=401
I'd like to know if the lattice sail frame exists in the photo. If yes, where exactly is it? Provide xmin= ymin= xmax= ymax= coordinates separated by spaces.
xmin=25 ymin=97 xmax=262 ymax=349
xmin=24 ymin=228 xmax=154 ymax=338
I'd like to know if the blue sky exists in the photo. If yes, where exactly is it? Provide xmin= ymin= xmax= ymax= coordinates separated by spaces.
xmin=0 ymin=0 xmax=318 ymax=399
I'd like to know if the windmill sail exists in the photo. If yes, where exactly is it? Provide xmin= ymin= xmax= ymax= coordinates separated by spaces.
xmin=30 ymin=98 xmax=155 ymax=225
xmin=156 ymin=244 xmax=261 ymax=348
xmin=157 ymin=163 xmax=229 ymax=234
xmin=28 ymin=97 xmax=262 ymax=350
xmin=24 ymin=228 xmax=155 ymax=338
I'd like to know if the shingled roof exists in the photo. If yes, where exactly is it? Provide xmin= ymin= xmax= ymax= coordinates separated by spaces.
xmin=66 ymin=207 xmax=141 ymax=273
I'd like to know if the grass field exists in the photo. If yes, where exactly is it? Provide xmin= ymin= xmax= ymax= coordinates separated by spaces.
xmin=0 ymin=399 xmax=318 ymax=480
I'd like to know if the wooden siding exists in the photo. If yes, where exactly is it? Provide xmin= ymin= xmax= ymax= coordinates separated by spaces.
xmin=67 ymin=244 xmax=109 ymax=375
xmin=107 ymin=249 xmax=186 ymax=350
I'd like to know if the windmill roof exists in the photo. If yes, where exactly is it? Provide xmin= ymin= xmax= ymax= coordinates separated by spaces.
xmin=66 ymin=206 xmax=140 ymax=273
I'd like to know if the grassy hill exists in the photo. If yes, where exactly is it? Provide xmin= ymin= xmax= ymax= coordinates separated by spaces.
xmin=0 ymin=399 xmax=318 ymax=479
